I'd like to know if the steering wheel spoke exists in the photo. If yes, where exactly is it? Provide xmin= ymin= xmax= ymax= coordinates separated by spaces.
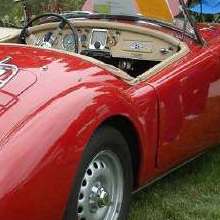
xmin=20 ymin=13 xmax=79 ymax=53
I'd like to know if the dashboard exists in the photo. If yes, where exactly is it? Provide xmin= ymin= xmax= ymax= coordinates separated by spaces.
xmin=26 ymin=25 xmax=179 ymax=62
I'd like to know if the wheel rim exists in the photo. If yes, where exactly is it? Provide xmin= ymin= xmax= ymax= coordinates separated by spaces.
xmin=77 ymin=150 xmax=124 ymax=220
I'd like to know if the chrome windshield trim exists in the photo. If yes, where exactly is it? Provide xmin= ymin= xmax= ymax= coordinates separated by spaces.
xmin=0 ymin=56 xmax=12 ymax=64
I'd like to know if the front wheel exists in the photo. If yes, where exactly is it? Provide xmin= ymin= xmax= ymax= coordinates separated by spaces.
xmin=64 ymin=126 xmax=133 ymax=220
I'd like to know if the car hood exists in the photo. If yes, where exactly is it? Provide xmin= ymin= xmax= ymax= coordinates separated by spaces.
xmin=0 ymin=44 xmax=127 ymax=146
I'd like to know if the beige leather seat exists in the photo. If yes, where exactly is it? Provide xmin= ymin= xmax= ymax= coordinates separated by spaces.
xmin=0 ymin=27 xmax=21 ymax=43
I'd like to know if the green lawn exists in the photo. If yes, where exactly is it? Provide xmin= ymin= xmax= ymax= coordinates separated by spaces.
xmin=129 ymin=147 xmax=220 ymax=220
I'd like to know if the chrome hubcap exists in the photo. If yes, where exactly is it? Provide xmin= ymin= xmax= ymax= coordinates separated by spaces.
xmin=77 ymin=150 xmax=124 ymax=220
xmin=90 ymin=185 xmax=111 ymax=210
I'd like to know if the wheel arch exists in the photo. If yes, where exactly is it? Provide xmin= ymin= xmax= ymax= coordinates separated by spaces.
xmin=97 ymin=115 xmax=141 ymax=188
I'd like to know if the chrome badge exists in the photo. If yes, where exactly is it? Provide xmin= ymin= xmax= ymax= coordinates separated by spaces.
xmin=129 ymin=42 xmax=144 ymax=50
xmin=0 ymin=61 xmax=18 ymax=89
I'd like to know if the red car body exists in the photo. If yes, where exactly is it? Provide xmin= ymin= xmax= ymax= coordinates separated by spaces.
xmin=1 ymin=20 xmax=220 ymax=219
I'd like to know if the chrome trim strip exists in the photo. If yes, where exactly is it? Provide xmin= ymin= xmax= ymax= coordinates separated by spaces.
xmin=0 ymin=63 xmax=19 ymax=89
xmin=0 ymin=56 xmax=12 ymax=64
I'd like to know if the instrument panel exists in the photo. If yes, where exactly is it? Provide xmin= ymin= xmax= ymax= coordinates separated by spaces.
xmin=26 ymin=26 xmax=178 ymax=62
xmin=62 ymin=33 xmax=76 ymax=51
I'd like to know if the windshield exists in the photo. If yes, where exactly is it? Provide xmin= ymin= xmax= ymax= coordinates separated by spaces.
xmin=0 ymin=0 xmax=195 ymax=34
xmin=188 ymin=0 xmax=220 ymax=23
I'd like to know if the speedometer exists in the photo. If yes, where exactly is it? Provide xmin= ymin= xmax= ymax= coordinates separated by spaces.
xmin=62 ymin=34 xmax=75 ymax=51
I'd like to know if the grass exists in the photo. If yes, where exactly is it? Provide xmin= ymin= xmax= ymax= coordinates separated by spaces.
xmin=129 ymin=147 xmax=220 ymax=220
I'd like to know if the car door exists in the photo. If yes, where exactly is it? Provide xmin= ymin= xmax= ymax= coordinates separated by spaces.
xmin=148 ymin=43 xmax=220 ymax=169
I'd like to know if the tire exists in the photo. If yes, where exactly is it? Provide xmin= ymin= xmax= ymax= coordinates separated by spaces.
xmin=64 ymin=125 xmax=133 ymax=220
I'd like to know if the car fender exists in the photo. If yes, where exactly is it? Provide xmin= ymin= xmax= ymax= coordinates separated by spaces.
xmin=0 ymin=82 xmax=143 ymax=220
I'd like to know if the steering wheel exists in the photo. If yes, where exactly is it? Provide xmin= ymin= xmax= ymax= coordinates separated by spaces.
xmin=20 ymin=13 xmax=79 ymax=53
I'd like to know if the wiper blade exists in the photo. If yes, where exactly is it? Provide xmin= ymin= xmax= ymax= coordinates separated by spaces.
xmin=61 ymin=10 xmax=93 ymax=19
xmin=85 ymin=14 xmax=144 ymax=21
xmin=65 ymin=13 xmax=171 ymax=28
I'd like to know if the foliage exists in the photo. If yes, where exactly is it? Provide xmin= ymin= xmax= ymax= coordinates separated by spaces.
xmin=130 ymin=147 xmax=220 ymax=220
xmin=0 ymin=0 xmax=86 ymax=27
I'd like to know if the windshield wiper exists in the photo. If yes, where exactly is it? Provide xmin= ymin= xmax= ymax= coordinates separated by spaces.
xmin=61 ymin=10 xmax=93 ymax=19
xmin=59 ymin=11 xmax=143 ymax=22
xmin=43 ymin=12 xmax=145 ymax=24
xmin=81 ymin=14 xmax=143 ymax=21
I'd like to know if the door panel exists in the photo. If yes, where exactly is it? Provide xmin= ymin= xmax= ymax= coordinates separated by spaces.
xmin=151 ymin=47 xmax=220 ymax=169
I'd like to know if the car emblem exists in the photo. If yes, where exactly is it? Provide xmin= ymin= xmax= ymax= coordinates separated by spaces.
xmin=0 ymin=59 xmax=19 ymax=89
xmin=129 ymin=42 xmax=144 ymax=50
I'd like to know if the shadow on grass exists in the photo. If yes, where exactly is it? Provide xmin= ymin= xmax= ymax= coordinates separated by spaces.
xmin=129 ymin=147 xmax=220 ymax=220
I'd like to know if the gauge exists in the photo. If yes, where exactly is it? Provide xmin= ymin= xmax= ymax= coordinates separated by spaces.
xmin=62 ymin=34 xmax=75 ymax=51
xmin=89 ymin=29 xmax=108 ymax=50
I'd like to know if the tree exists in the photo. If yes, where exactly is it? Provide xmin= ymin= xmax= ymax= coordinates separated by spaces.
xmin=0 ymin=0 xmax=86 ymax=26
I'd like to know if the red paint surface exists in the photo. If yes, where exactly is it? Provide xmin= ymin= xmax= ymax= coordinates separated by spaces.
xmin=0 ymin=21 xmax=220 ymax=220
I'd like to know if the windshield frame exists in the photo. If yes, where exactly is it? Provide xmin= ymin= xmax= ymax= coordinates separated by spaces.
xmin=179 ymin=0 xmax=205 ymax=45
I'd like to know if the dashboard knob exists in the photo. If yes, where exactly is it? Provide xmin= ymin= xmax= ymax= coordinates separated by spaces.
xmin=94 ymin=41 xmax=101 ymax=49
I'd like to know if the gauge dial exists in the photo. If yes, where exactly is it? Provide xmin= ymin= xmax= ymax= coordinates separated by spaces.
xmin=62 ymin=34 xmax=75 ymax=51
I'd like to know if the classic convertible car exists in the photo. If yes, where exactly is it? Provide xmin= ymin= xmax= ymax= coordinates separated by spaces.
xmin=1 ymin=0 xmax=220 ymax=219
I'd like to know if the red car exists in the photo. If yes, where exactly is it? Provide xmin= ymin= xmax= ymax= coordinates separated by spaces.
xmin=0 ymin=0 xmax=220 ymax=219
